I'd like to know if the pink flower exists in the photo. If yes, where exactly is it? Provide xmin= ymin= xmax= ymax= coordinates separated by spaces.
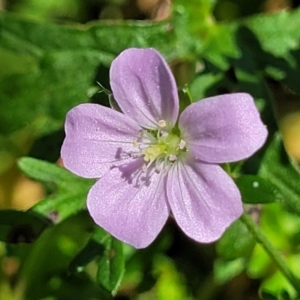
xmin=61 ymin=48 xmax=268 ymax=248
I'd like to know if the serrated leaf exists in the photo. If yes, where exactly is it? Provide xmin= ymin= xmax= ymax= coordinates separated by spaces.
xmin=198 ymin=7 xmax=300 ymax=96
xmin=245 ymin=9 xmax=300 ymax=58
xmin=237 ymin=9 xmax=300 ymax=94
xmin=236 ymin=175 xmax=281 ymax=204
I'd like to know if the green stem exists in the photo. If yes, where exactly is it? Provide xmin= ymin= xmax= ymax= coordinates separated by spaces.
xmin=241 ymin=213 xmax=300 ymax=295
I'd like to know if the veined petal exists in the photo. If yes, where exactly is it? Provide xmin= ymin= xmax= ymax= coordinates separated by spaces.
xmin=61 ymin=103 xmax=141 ymax=178
xmin=167 ymin=160 xmax=243 ymax=243
xmin=179 ymin=93 xmax=268 ymax=163
xmin=87 ymin=159 xmax=169 ymax=248
xmin=110 ymin=48 xmax=179 ymax=130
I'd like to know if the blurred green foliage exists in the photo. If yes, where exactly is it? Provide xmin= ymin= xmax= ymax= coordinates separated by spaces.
xmin=1 ymin=0 xmax=300 ymax=299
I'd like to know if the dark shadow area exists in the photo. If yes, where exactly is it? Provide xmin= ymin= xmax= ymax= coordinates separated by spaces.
xmin=0 ymin=209 xmax=52 ymax=244
xmin=90 ymin=64 xmax=111 ymax=107
xmin=29 ymin=129 xmax=65 ymax=162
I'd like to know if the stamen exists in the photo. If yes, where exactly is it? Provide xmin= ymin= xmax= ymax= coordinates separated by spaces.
xmin=129 ymin=152 xmax=143 ymax=159
xmin=179 ymin=139 xmax=187 ymax=150
xmin=158 ymin=120 xmax=167 ymax=128
xmin=133 ymin=140 xmax=139 ymax=147
xmin=127 ymin=126 xmax=187 ymax=175
xmin=142 ymin=163 xmax=147 ymax=173
xmin=169 ymin=154 xmax=177 ymax=162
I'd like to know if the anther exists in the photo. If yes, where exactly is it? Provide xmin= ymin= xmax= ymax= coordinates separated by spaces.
xmin=179 ymin=139 xmax=186 ymax=150
xmin=133 ymin=140 xmax=139 ymax=147
xmin=169 ymin=154 xmax=177 ymax=162
xmin=158 ymin=120 xmax=167 ymax=128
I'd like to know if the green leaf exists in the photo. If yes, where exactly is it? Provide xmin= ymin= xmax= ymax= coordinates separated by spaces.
xmin=69 ymin=239 xmax=105 ymax=273
xmin=236 ymin=8 xmax=300 ymax=94
xmin=189 ymin=72 xmax=224 ymax=101
xmin=0 ymin=11 xmax=191 ymax=59
xmin=259 ymin=135 xmax=300 ymax=214
xmin=18 ymin=212 xmax=96 ymax=299
xmin=214 ymin=258 xmax=245 ymax=285
xmin=201 ymin=23 xmax=240 ymax=70
xmin=175 ymin=0 xmax=217 ymax=35
xmin=216 ymin=219 xmax=255 ymax=260
xmin=245 ymin=9 xmax=300 ymax=59
xmin=32 ymin=193 xmax=88 ymax=223
xmin=153 ymin=255 xmax=189 ymax=300
xmin=0 ymin=10 xmax=196 ymax=136
xmin=196 ymin=8 xmax=300 ymax=96
xmin=0 ymin=210 xmax=50 ymax=243
xmin=18 ymin=157 xmax=94 ymax=222
xmin=0 ymin=47 xmax=37 ymax=80
xmin=0 ymin=49 xmax=103 ymax=135
xmin=260 ymin=291 xmax=279 ymax=300
xmin=236 ymin=175 xmax=281 ymax=204
xmin=259 ymin=253 xmax=300 ymax=300
xmin=95 ymin=229 xmax=125 ymax=295
xmin=18 ymin=157 xmax=81 ymax=187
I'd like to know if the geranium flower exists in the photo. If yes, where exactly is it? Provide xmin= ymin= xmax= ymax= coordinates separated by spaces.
xmin=61 ymin=48 xmax=267 ymax=249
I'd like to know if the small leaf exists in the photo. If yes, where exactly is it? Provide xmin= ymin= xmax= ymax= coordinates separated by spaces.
xmin=18 ymin=157 xmax=94 ymax=222
xmin=236 ymin=175 xmax=281 ymax=204
xmin=190 ymin=72 xmax=224 ymax=101
xmin=153 ymin=255 xmax=189 ymax=300
xmin=216 ymin=219 xmax=255 ymax=260
xmin=32 ymin=194 xmax=87 ymax=223
xmin=18 ymin=156 xmax=91 ymax=189
xmin=214 ymin=258 xmax=245 ymax=285
xmin=69 ymin=239 xmax=105 ymax=273
xmin=18 ymin=212 xmax=95 ymax=299
xmin=260 ymin=291 xmax=279 ymax=300
xmin=259 ymin=135 xmax=300 ymax=214
xmin=95 ymin=229 xmax=125 ymax=295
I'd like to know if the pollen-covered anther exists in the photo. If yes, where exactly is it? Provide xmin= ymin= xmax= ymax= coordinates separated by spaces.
xmin=142 ymin=163 xmax=147 ymax=173
xmin=168 ymin=154 xmax=177 ymax=162
xmin=133 ymin=139 xmax=139 ymax=147
xmin=179 ymin=139 xmax=187 ymax=150
xmin=158 ymin=120 xmax=167 ymax=128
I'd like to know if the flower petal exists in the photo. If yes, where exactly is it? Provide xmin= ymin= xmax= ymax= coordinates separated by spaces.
xmin=179 ymin=93 xmax=268 ymax=163
xmin=110 ymin=48 xmax=179 ymax=129
xmin=167 ymin=160 xmax=243 ymax=243
xmin=87 ymin=159 xmax=169 ymax=248
xmin=61 ymin=103 xmax=141 ymax=178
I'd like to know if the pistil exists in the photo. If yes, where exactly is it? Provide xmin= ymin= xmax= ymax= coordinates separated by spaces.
xmin=133 ymin=124 xmax=187 ymax=172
